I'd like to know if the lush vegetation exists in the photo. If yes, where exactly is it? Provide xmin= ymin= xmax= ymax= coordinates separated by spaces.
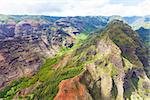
xmin=0 ymin=51 xmax=85 ymax=99
xmin=0 ymin=33 xmax=88 ymax=99
xmin=0 ymin=21 xmax=149 ymax=100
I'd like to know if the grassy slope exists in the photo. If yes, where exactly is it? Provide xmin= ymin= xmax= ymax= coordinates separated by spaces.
xmin=0 ymin=21 xmax=149 ymax=100
xmin=0 ymin=33 xmax=88 ymax=99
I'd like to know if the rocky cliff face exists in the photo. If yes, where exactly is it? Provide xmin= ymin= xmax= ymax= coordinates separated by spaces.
xmin=0 ymin=18 xmax=81 ymax=89
xmin=55 ymin=16 xmax=108 ymax=32
xmin=136 ymin=27 xmax=150 ymax=67
xmin=136 ymin=27 xmax=150 ymax=48
xmin=0 ymin=15 xmax=110 ymax=89
xmin=0 ymin=15 xmax=149 ymax=100
xmin=54 ymin=20 xmax=150 ymax=100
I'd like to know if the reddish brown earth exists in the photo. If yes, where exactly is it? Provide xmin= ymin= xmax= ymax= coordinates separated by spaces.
xmin=54 ymin=76 xmax=91 ymax=100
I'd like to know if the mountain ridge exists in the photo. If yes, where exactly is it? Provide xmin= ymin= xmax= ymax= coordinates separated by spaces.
xmin=0 ymin=20 xmax=149 ymax=99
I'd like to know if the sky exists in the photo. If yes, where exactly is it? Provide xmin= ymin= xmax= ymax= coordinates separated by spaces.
xmin=0 ymin=0 xmax=149 ymax=16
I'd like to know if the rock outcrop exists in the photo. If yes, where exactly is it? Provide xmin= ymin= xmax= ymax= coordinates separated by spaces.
xmin=54 ymin=76 xmax=92 ymax=100
xmin=0 ymin=18 xmax=80 ymax=89
xmin=0 ymin=16 xmax=149 ymax=100
xmin=54 ymin=20 xmax=150 ymax=100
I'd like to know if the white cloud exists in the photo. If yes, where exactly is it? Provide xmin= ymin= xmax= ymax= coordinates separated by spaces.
xmin=0 ymin=0 xmax=67 ymax=15
xmin=99 ymin=0 xmax=150 ymax=16
xmin=0 ymin=0 xmax=149 ymax=16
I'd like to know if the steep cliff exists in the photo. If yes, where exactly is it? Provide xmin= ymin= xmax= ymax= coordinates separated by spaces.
xmin=0 ymin=20 xmax=149 ymax=100
xmin=0 ymin=18 xmax=81 ymax=89
xmin=55 ymin=20 xmax=150 ymax=100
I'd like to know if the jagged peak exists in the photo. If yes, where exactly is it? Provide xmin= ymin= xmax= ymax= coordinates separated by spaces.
xmin=107 ymin=20 xmax=132 ymax=31
xmin=0 ymin=17 xmax=149 ymax=100
xmin=96 ymin=20 xmax=147 ymax=69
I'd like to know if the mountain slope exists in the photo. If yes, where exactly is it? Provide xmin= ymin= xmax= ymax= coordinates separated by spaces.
xmin=136 ymin=27 xmax=150 ymax=46
xmin=0 ymin=18 xmax=81 ymax=89
xmin=136 ymin=27 xmax=150 ymax=72
xmin=0 ymin=20 xmax=149 ymax=100
xmin=109 ymin=15 xmax=150 ymax=30
xmin=102 ymin=20 xmax=149 ymax=77
xmin=55 ymin=20 xmax=150 ymax=100
xmin=0 ymin=15 xmax=109 ymax=89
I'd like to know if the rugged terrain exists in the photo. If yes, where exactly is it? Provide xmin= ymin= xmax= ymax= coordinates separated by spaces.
xmin=0 ymin=18 xmax=80 ymax=88
xmin=0 ymin=15 xmax=109 ymax=89
xmin=0 ymin=15 xmax=149 ymax=100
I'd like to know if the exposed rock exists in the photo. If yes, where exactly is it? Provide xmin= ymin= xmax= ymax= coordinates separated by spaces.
xmin=0 ymin=18 xmax=80 ymax=89
xmin=0 ymin=16 xmax=149 ymax=100
xmin=0 ymin=24 xmax=15 ymax=39
xmin=54 ymin=76 xmax=92 ymax=100
xmin=54 ymin=20 xmax=149 ymax=100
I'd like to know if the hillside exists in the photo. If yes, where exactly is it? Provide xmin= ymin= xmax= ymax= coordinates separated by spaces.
xmin=0 ymin=14 xmax=112 ymax=90
xmin=0 ymin=20 xmax=149 ymax=100
xmin=136 ymin=27 xmax=150 ymax=46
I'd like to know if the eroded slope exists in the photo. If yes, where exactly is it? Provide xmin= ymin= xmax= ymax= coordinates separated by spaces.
xmin=0 ymin=20 xmax=149 ymax=100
